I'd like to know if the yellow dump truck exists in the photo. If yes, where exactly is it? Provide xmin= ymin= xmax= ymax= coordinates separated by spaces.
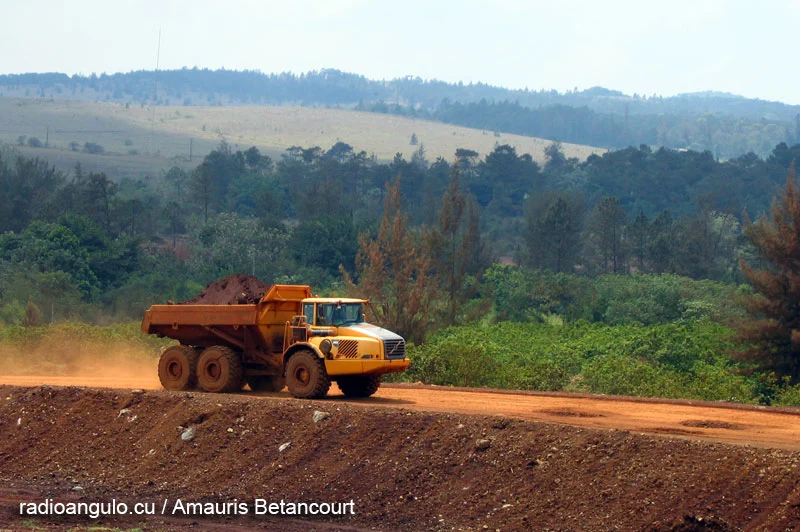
xmin=141 ymin=284 xmax=409 ymax=399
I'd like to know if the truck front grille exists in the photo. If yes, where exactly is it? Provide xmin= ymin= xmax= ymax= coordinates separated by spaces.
xmin=383 ymin=339 xmax=405 ymax=359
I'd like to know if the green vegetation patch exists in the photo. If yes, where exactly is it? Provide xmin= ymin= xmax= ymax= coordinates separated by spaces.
xmin=402 ymin=320 xmax=760 ymax=403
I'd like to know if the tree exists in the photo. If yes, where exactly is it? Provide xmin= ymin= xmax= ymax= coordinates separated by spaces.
xmin=83 ymin=142 xmax=105 ymax=154
xmin=524 ymin=192 xmax=583 ymax=273
xmin=190 ymin=163 xmax=213 ymax=223
xmin=289 ymin=214 xmax=358 ymax=280
xmin=627 ymin=210 xmax=649 ymax=271
xmin=342 ymin=179 xmax=434 ymax=344
xmin=164 ymin=166 xmax=190 ymax=205
xmin=589 ymin=196 xmax=627 ymax=274
xmin=737 ymin=164 xmax=800 ymax=382
xmin=191 ymin=213 xmax=289 ymax=282
xmin=544 ymin=141 xmax=567 ymax=174
xmin=430 ymin=163 xmax=485 ymax=325
xmin=648 ymin=210 xmax=675 ymax=273
xmin=0 ymin=221 xmax=99 ymax=299
xmin=479 ymin=144 xmax=540 ymax=216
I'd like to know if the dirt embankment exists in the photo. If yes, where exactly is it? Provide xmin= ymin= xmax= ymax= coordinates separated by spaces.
xmin=1 ymin=385 xmax=800 ymax=531
xmin=179 ymin=274 xmax=272 ymax=305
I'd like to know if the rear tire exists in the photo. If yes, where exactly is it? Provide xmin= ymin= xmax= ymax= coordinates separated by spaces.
xmin=158 ymin=345 xmax=198 ymax=391
xmin=286 ymin=350 xmax=330 ymax=399
xmin=247 ymin=375 xmax=286 ymax=392
xmin=337 ymin=375 xmax=381 ymax=398
xmin=196 ymin=345 xmax=244 ymax=393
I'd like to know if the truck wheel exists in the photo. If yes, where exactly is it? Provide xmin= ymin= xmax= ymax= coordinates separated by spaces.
xmin=158 ymin=345 xmax=198 ymax=391
xmin=286 ymin=350 xmax=330 ymax=399
xmin=246 ymin=375 xmax=286 ymax=392
xmin=196 ymin=346 xmax=244 ymax=393
xmin=337 ymin=375 xmax=381 ymax=398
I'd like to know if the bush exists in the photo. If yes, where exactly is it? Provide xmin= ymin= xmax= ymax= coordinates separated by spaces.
xmin=27 ymin=137 xmax=43 ymax=148
xmin=482 ymin=267 xmax=747 ymax=327
xmin=399 ymin=320 xmax=758 ymax=402
xmin=83 ymin=142 xmax=105 ymax=154
xmin=773 ymin=383 xmax=800 ymax=407
xmin=406 ymin=333 xmax=502 ymax=387
xmin=0 ymin=301 xmax=25 ymax=326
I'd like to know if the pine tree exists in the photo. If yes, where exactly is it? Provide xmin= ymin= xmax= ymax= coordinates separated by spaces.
xmin=738 ymin=164 xmax=800 ymax=382
xmin=341 ymin=179 xmax=434 ymax=343
xmin=627 ymin=210 xmax=649 ymax=271
xmin=431 ymin=163 xmax=485 ymax=325
xmin=590 ymin=196 xmax=627 ymax=274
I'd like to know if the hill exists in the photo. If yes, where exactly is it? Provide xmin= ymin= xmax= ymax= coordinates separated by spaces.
xmin=3 ymin=69 xmax=799 ymax=159
xmin=0 ymin=97 xmax=602 ymax=179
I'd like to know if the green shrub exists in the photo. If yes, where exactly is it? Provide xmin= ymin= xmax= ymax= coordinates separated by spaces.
xmin=401 ymin=320 xmax=758 ymax=402
xmin=772 ymin=382 xmax=800 ymax=407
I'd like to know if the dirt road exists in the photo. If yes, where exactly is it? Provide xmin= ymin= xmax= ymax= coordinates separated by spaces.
xmin=2 ymin=373 xmax=799 ymax=450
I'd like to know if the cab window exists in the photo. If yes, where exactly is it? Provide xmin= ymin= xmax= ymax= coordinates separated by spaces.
xmin=302 ymin=303 xmax=315 ymax=325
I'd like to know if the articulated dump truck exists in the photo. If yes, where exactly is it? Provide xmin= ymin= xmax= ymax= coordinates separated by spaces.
xmin=141 ymin=284 xmax=409 ymax=399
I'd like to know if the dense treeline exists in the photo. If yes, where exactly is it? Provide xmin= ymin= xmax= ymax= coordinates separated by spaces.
xmin=363 ymin=99 xmax=796 ymax=159
xmin=0 ymin=136 xmax=797 ymax=327
xmin=430 ymin=100 xmax=795 ymax=159
xmin=4 ymin=69 xmax=798 ymax=121
xmin=2 ymin=69 xmax=799 ymax=158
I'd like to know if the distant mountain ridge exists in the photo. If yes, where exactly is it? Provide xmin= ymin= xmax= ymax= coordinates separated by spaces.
xmin=1 ymin=68 xmax=798 ymax=158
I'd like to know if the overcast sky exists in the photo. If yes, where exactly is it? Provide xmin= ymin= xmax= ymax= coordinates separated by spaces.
xmin=2 ymin=0 xmax=799 ymax=104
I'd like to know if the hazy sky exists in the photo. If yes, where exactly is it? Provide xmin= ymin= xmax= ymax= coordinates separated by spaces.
xmin=3 ymin=0 xmax=799 ymax=104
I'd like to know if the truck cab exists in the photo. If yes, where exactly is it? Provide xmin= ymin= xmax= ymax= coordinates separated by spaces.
xmin=281 ymin=297 xmax=409 ymax=397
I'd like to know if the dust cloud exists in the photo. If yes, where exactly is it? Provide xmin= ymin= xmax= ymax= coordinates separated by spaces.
xmin=0 ymin=332 xmax=162 ymax=389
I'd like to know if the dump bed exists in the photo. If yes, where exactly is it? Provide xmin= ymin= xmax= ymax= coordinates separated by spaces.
xmin=141 ymin=284 xmax=312 ymax=349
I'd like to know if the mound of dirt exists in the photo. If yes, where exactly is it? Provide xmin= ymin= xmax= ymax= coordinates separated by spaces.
xmin=179 ymin=274 xmax=272 ymax=305
xmin=2 ymin=385 xmax=800 ymax=531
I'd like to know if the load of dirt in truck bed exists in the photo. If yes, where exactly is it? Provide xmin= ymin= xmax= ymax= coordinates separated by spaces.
xmin=179 ymin=273 xmax=272 ymax=305
xmin=2 ymin=385 xmax=800 ymax=531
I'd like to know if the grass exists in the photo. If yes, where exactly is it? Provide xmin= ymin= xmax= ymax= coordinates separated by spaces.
xmin=0 ymin=97 xmax=604 ymax=179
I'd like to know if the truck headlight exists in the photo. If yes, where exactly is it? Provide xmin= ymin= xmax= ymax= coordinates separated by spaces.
xmin=320 ymin=339 xmax=332 ymax=356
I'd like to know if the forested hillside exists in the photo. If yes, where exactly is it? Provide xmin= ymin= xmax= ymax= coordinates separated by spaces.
xmin=2 ymin=69 xmax=798 ymax=159
xmin=1 ymin=136 xmax=797 ymax=323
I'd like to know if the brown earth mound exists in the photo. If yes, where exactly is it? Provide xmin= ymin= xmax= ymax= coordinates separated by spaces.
xmin=179 ymin=274 xmax=272 ymax=305
xmin=2 ymin=385 xmax=800 ymax=531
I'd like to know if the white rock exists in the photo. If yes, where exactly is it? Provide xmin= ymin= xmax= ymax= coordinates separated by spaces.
xmin=181 ymin=427 xmax=196 ymax=441
xmin=312 ymin=411 xmax=331 ymax=423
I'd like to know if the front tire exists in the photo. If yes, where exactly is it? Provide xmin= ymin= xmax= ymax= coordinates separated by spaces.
xmin=337 ymin=375 xmax=381 ymax=398
xmin=158 ymin=345 xmax=198 ymax=391
xmin=196 ymin=345 xmax=244 ymax=393
xmin=247 ymin=375 xmax=286 ymax=392
xmin=285 ymin=350 xmax=330 ymax=399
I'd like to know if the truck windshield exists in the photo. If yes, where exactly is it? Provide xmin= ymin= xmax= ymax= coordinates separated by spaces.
xmin=317 ymin=303 xmax=364 ymax=326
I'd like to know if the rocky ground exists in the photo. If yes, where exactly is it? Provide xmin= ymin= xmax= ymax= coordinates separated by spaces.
xmin=1 ymin=385 xmax=799 ymax=531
